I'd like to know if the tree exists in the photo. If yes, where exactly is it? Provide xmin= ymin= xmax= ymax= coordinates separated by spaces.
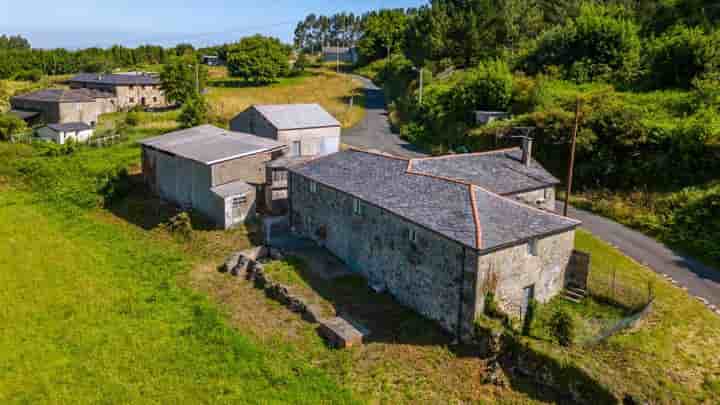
xmin=646 ymin=25 xmax=720 ymax=89
xmin=0 ymin=114 xmax=29 ymax=141
xmin=160 ymin=56 xmax=208 ymax=105
xmin=178 ymin=95 xmax=209 ymax=128
xmin=294 ymin=52 xmax=309 ymax=73
xmin=358 ymin=9 xmax=409 ymax=63
xmin=226 ymin=35 xmax=291 ymax=84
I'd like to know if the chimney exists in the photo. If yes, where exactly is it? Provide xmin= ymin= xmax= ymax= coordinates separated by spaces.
xmin=522 ymin=137 xmax=533 ymax=167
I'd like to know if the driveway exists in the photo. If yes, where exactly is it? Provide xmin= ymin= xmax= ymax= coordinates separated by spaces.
xmin=560 ymin=203 xmax=720 ymax=310
xmin=342 ymin=74 xmax=720 ymax=312
xmin=342 ymin=75 xmax=428 ymax=158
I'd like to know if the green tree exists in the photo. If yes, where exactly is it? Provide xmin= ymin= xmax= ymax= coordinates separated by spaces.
xmin=160 ymin=56 xmax=208 ymax=105
xmin=294 ymin=52 xmax=309 ymax=73
xmin=0 ymin=114 xmax=29 ymax=141
xmin=226 ymin=35 xmax=290 ymax=84
xmin=178 ymin=95 xmax=209 ymax=128
xmin=358 ymin=9 xmax=409 ymax=63
xmin=646 ymin=25 xmax=720 ymax=89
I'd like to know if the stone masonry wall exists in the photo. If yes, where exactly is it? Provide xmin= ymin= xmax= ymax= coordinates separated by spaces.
xmin=290 ymin=172 xmax=479 ymax=337
xmin=475 ymin=230 xmax=575 ymax=317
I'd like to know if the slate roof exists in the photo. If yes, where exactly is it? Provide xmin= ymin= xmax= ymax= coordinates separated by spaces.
xmin=12 ymin=88 xmax=114 ymax=103
xmin=252 ymin=104 xmax=340 ymax=130
xmin=211 ymin=180 xmax=254 ymax=198
xmin=139 ymin=125 xmax=285 ymax=165
xmin=289 ymin=149 xmax=579 ymax=251
xmin=68 ymin=72 xmax=160 ymax=86
xmin=409 ymin=148 xmax=560 ymax=195
xmin=8 ymin=109 xmax=40 ymax=120
xmin=47 ymin=122 xmax=92 ymax=132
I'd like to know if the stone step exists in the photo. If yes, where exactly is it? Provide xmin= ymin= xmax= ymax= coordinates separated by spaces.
xmin=566 ymin=286 xmax=587 ymax=296
xmin=561 ymin=293 xmax=582 ymax=304
xmin=564 ymin=289 xmax=585 ymax=299
xmin=318 ymin=316 xmax=369 ymax=349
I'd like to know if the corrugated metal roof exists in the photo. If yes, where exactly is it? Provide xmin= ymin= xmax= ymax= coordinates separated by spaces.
xmin=47 ymin=122 xmax=92 ymax=132
xmin=211 ymin=180 xmax=254 ymax=198
xmin=139 ymin=125 xmax=285 ymax=165
xmin=252 ymin=104 xmax=340 ymax=130
xmin=410 ymin=148 xmax=560 ymax=195
xmin=68 ymin=72 xmax=160 ymax=86
xmin=290 ymin=149 xmax=579 ymax=251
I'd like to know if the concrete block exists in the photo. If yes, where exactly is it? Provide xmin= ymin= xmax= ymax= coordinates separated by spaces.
xmin=318 ymin=316 xmax=368 ymax=349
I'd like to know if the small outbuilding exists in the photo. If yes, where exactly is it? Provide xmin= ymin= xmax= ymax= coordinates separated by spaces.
xmin=140 ymin=125 xmax=286 ymax=228
xmin=37 ymin=122 xmax=94 ymax=144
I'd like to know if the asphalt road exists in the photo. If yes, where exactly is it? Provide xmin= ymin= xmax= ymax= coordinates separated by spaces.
xmin=343 ymin=75 xmax=720 ymax=313
xmin=341 ymin=75 xmax=428 ymax=158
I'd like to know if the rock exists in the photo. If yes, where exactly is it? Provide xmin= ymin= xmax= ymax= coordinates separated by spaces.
xmin=482 ymin=361 xmax=508 ymax=387
xmin=231 ymin=256 xmax=253 ymax=277
xmin=303 ymin=304 xmax=327 ymax=323
xmin=221 ymin=252 xmax=242 ymax=273
xmin=241 ymin=246 xmax=268 ymax=261
xmin=318 ymin=316 xmax=368 ymax=349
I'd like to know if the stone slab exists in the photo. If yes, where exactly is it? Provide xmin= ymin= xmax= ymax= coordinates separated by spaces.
xmin=318 ymin=316 xmax=368 ymax=349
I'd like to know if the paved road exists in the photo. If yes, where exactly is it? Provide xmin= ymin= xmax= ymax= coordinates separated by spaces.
xmin=343 ymin=75 xmax=720 ymax=313
xmin=342 ymin=75 xmax=428 ymax=158
xmin=560 ymin=203 xmax=720 ymax=310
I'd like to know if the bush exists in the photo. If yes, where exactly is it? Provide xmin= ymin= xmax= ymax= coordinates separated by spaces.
xmin=522 ymin=3 xmax=641 ymax=83
xmin=0 ymin=114 xmax=29 ymax=141
xmin=125 ymin=111 xmax=141 ymax=127
xmin=178 ymin=95 xmax=209 ymax=128
xmin=13 ymin=69 xmax=43 ymax=82
xmin=99 ymin=168 xmax=131 ymax=206
xmin=451 ymin=59 xmax=513 ymax=119
xmin=548 ymin=309 xmax=575 ymax=346
xmin=645 ymin=25 xmax=720 ymax=89
xmin=165 ymin=212 xmax=193 ymax=241
xmin=522 ymin=299 xmax=537 ymax=336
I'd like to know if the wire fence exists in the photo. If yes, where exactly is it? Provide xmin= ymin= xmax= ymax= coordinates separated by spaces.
xmin=588 ymin=267 xmax=655 ymax=311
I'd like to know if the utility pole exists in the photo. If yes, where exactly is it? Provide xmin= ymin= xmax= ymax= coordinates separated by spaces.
xmin=418 ymin=66 xmax=424 ymax=104
xmin=195 ymin=62 xmax=200 ymax=95
xmin=563 ymin=97 xmax=582 ymax=217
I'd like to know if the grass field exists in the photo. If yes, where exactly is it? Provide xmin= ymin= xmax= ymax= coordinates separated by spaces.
xmin=206 ymin=68 xmax=366 ymax=128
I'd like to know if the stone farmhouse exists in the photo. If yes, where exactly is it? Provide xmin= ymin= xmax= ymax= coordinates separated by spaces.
xmin=68 ymin=72 xmax=168 ymax=110
xmin=230 ymin=104 xmax=342 ymax=214
xmin=287 ymin=148 xmax=581 ymax=340
xmin=140 ymin=125 xmax=286 ymax=228
xmin=10 ymin=88 xmax=116 ymax=127
xmin=37 ymin=122 xmax=94 ymax=144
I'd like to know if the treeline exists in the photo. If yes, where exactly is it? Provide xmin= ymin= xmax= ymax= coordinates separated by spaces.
xmin=0 ymin=37 xmax=207 ymax=79
xmin=293 ymin=13 xmax=365 ymax=52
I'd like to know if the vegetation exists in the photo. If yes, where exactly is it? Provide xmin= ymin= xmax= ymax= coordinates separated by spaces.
xmin=159 ymin=56 xmax=208 ymax=105
xmin=178 ymin=95 xmax=209 ymax=128
xmin=547 ymin=309 xmax=576 ymax=346
xmin=0 ymin=114 xmax=28 ymax=141
xmin=226 ymin=35 xmax=291 ymax=84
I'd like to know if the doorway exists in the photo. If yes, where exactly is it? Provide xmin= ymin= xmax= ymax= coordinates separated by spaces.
xmin=521 ymin=284 xmax=535 ymax=319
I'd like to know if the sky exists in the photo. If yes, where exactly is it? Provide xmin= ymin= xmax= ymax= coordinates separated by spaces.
xmin=1 ymin=0 xmax=425 ymax=49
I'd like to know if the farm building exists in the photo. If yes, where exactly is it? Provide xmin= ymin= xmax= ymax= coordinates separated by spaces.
xmin=10 ymin=88 xmax=116 ymax=126
xmin=68 ymin=72 xmax=168 ymax=109
xmin=230 ymin=104 xmax=341 ymax=214
xmin=322 ymin=46 xmax=358 ymax=64
xmin=140 ymin=125 xmax=286 ymax=228
xmin=37 ymin=122 xmax=94 ymax=144
xmin=287 ymin=148 xmax=582 ymax=340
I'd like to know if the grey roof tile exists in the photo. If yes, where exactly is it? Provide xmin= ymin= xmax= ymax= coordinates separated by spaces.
xmin=12 ymin=88 xmax=114 ymax=103
xmin=290 ymin=150 xmax=579 ymax=251
xmin=252 ymin=104 xmax=340 ymax=130
xmin=410 ymin=148 xmax=560 ymax=195
xmin=69 ymin=72 xmax=160 ymax=86
xmin=211 ymin=180 xmax=254 ymax=198
xmin=139 ymin=125 xmax=285 ymax=165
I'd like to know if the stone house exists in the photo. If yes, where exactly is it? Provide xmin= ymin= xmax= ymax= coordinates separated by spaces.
xmin=10 ymin=88 xmax=116 ymax=127
xmin=140 ymin=125 xmax=286 ymax=228
xmin=68 ymin=72 xmax=168 ymax=110
xmin=230 ymin=104 xmax=341 ymax=214
xmin=37 ymin=122 xmax=94 ymax=144
xmin=287 ymin=149 xmax=580 ymax=340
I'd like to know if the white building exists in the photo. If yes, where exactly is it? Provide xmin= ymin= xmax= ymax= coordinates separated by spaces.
xmin=37 ymin=122 xmax=94 ymax=144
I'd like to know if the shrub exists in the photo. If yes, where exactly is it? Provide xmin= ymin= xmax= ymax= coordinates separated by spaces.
xmin=13 ymin=69 xmax=43 ymax=82
xmin=645 ymin=25 xmax=720 ymax=89
xmin=452 ymin=59 xmax=513 ymax=119
xmin=165 ymin=212 xmax=193 ymax=241
xmin=99 ymin=168 xmax=131 ymax=206
xmin=522 ymin=299 xmax=537 ymax=336
xmin=178 ymin=95 xmax=209 ymax=128
xmin=548 ymin=309 xmax=575 ymax=346
xmin=0 ymin=114 xmax=29 ymax=141
xmin=522 ymin=3 xmax=641 ymax=83
xmin=125 ymin=111 xmax=141 ymax=127
xmin=226 ymin=35 xmax=290 ymax=84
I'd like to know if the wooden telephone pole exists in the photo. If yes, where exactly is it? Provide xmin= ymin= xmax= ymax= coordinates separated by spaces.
xmin=563 ymin=97 xmax=582 ymax=217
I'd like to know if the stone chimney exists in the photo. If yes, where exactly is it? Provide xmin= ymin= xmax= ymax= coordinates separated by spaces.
xmin=522 ymin=137 xmax=533 ymax=167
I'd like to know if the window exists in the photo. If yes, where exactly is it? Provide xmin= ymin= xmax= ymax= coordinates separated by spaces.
xmin=129 ymin=97 xmax=135 ymax=103
xmin=291 ymin=141 xmax=301 ymax=157
xmin=153 ymin=96 xmax=158 ymax=103
xmin=352 ymin=198 xmax=363 ymax=216
xmin=232 ymin=196 xmax=247 ymax=208
xmin=408 ymin=228 xmax=417 ymax=243
xmin=310 ymin=181 xmax=318 ymax=193
xmin=528 ymin=239 xmax=539 ymax=256
xmin=544 ymin=188 xmax=551 ymax=199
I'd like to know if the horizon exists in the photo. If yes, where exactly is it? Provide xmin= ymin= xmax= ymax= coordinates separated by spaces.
xmin=2 ymin=0 xmax=425 ymax=49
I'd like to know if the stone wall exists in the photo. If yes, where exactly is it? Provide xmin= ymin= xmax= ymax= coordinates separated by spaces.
xmin=289 ymin=172 xmax=479 ymax=337
xmin=211 ymin=151 xmax=275 ymax=186
xmin=476 ymin=231 xmax=575 ymax=317
xmin=113 ymin=85 xmax=167 ymax=109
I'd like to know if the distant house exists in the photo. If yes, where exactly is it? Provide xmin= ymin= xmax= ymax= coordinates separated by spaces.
xmin=37 ymin=122 xmax=94 ymax=144
xmin=230 ymin=103 xmax=341 ymax=214
xmin=287 ymin=148 xmax=581 ymax=340
xmin=68 ymin=72 xmax=168 ymax=110
xmin=140 ymin=125 xmax=286 ymax=228
xmin=10 ymin=88 xmax=116 ymax=127
xmin=322 ymin=47 xmax=358 ymax=64
xmin=201 ymin=55 xmax=221 ymax=66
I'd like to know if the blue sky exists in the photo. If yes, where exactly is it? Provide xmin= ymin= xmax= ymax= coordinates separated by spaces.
xmin=1 ymin=0 xmax=425 ymax=49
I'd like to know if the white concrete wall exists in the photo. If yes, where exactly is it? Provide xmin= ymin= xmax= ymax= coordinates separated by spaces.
xmin=277 ymin=126 xmax=340 ymax=156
